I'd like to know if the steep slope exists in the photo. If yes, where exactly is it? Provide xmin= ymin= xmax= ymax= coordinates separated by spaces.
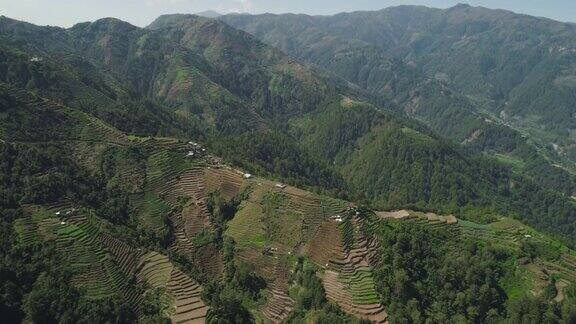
xmin=220 ymin=7 xmax=576 ymax=195
xmin=2 ymin=14 xmax=576 ymax=247
xmin=219 ymin=6 xmax=576 ymax=195
xmin=0 ymin=17 xmax=200 ymax=138
xmin=0 ymin=86 xmax=206 ymax=322
xmin=222 ymin=4 xmax=576 ymax=133
xmin=1 ymin=72 xmax=576 ymax=323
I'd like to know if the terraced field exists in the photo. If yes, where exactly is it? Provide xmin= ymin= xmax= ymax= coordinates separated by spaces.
xmin=157 ymin=167 xmax=230 ymax=279
xmin=226 ymin=180 xmax=347 ymax=255
xmin=221 ymin=177 xmax=388 ymax=322
xmin=458 ymin=219 xmax=522 ymax=247
xmin=282 ymin=186 xmax=347 ymax=242
xmin=81 ymin=114 xmax=131 ymax=146
xmin=224 ymin=180 xmax=386 ymax=322
xmin=203 ymin=167 xmax=245 ymax=200
xmin=380 ymin=210 xmax=459 ymax=237
xmin=4 ymin=89 xmax=133 ymax=148
xmin=15 ymin=207 xmax=209 ymax=322
xmin=382 ymin=210 xmax=529 ymax=248
xmin=306 ymin=210 xmax=387 ymax=323
xmin=146 ymin=150 xmax=199 ymax=195
xmin=306 ymin=220 xmax=342 ymax=267
xmin=142 ymin=153 xmax=235 ymax=280
xmin=194 ymin=243 xmax=225 ymax=280
xmin=13 ymin=217 xmax=41 ymax=246
xmin=542 ymin=254 xmax=576 ymax=292
xmin=142 ymin=137 xmax=191 ymax=154
xmin=137 ymin=252 xmax=174 ymax=289
xmin=322 ymin=270 xmax=387 ymax=323
xmin=261 ymin=262 xmax=295 ymax=323
xmin=226 ymin=199 xmax=267 ymax=249
xmin=167 ymin=268 xmax=208 ymax=324
xmin=44 ymin=213 xmax=144 ymax=304
xmin=135 ymin=192 xmax=172 ymax=232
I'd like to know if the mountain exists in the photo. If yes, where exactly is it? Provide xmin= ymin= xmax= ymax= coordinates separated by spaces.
xmin=1 ymin=10 xmax=576 ymax=252
xmin=147 ymin=14 xmax=576 ymax=246
xmin=1 ymin=84 xmax=575 ymax=323
xmin=0 ymin=6 xmax=575 ymax=256
xmin=220 ymin=5 xmax=576 ymax=196
xmin=196 ymin=11 xmax=222 ymax=18
xmin=1 ymin=12 xmax=576 ymax=323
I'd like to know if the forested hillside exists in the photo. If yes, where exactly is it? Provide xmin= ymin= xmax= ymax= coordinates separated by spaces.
xmin=220 ymin=5 xmax=576 ymax=196
xmin=1 ymin=86 xmax=575 ymax=323
xmin=2 ymin=12 xmax=576 ymax=248
xmin=1 ymin=10 xmax=576 ymax=323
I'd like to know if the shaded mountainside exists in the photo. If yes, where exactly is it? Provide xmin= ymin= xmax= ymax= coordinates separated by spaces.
xmin=2 ymin=14 xmax=576 ymax=247
xmin=221 ymin=4 xmax=576 ymax=139
xmin=1 ymin=12 xmax=576 ymax=322
xmin=219 ymin=6 xmax=576 ymax=196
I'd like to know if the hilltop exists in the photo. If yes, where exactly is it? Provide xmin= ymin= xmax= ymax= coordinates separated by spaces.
xmin=220 ymin=4 xmax=576 ymax=196
xmin=196 ymin=11 xmax=222 ymax=19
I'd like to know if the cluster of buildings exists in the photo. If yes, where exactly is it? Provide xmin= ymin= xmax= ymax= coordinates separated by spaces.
xmin=55 ymin=208 xmax=78 ymax=225
xmin=186 ymin=141 xmax=206 ymax=158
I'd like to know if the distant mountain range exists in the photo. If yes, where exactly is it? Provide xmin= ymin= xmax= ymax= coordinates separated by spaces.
xmin=220 ymin=4 xmax=576 ymax=194
xmin=195 ymin=10 xmax=222 ymax=18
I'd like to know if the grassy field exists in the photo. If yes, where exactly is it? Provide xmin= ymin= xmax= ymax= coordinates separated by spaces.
xmin=493 ymin=153 xmax=526 ymax=172
xmin=260 ymin=191 xmax=303 ymax=248
xmin=225 ymin=199 xmax=267 ymax=249
xmin=140 ymin=192 xmax=171 ymax=232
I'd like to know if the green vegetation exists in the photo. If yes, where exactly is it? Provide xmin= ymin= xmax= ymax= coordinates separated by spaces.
xmin=22 ymin=272 xmax=136 ymax=324
xmin=146 ymin=150 xmax=195 ymax=187
xmin=3 ymin=12 xmax=576 ymax=248
xmin=373 ymin=218 xmax=576 ymax=323
xmin=2 ymin=8 xmax=576 ymax=323
xmin=140 ymin=192 xmax=171 ymax=231
xmin=225 ymin=200 xmax=267 ymax=248
xmin=286 ymin=257 xmax=358 ymax=324
xmin=342 ymin=269 xmax=380 ymax=305
xmin=222 ymin=5 xmax=576 ymax=202
xmin=203 ymin=239 xmax=265 ymax=323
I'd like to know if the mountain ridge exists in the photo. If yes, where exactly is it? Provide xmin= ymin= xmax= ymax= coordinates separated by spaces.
xmin=219 ymin=4 xmax=576 ymax=195
xmin=1 ymin=10 xmax=576 ymax=323
xmin=2 ymin=13 xmax=576 ymax=246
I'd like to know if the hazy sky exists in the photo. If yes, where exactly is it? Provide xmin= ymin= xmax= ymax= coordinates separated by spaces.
xmin=1 ymin=0 xmax=574 ymax=27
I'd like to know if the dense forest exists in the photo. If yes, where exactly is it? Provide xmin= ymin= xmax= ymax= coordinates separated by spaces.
xmin=374 ymin=220 xmax=576 ymax=323
xmin=221 ymin=5 xmax=576 ymax=197
xmin=2 ymin=5 xmax=576 ymax=324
